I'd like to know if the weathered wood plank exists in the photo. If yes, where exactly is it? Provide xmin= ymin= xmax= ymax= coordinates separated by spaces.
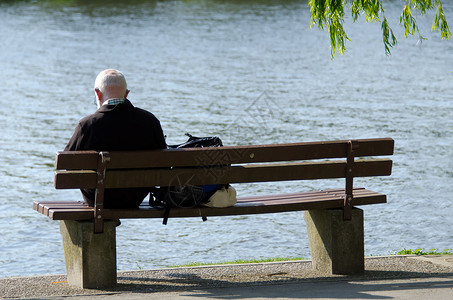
xmin=44 ymin=188 xmax=386 ymax=220
xmin=55 ymin=138 xmax=394 ymax=170
xmin=54 ymin=159 xmax=392 ymax=189
xmin=49 ymin=209 xmax=94 ymax=220
xmin=55 ymin=151 xmax=99 ymax=170
xmin=54 ymin=170 xmax=97 ymax=189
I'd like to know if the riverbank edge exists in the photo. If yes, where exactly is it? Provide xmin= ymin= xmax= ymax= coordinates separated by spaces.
xmin=1 ymin=255 xmax=453 ymax=299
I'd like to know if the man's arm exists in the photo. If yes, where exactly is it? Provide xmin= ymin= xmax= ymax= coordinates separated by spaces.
xmin=153 ymin=119 xmax=167 ymax=149
xmin=64 ymin=123 xmax=85 ymax=151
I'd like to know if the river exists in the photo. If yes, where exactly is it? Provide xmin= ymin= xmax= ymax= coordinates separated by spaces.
xmin=0 ymin=0 xmax=452 ymax=278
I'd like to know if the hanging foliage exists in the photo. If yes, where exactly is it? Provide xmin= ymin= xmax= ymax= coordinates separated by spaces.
xmin=308 ymin=0 xmax=451 ymax=58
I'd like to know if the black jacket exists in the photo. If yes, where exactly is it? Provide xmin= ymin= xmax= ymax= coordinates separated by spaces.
xmin=65 ymin=99 xmax=166 ymax=208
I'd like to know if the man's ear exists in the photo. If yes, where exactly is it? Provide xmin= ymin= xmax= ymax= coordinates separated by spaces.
xmin=94 ymin=88 xmax=102 ymax=100
xmin=124 ymin=89 xmax=130 ymax=99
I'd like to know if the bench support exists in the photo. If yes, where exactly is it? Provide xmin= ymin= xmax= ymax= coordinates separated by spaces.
xmin=304 ymin=208 xmax=364 ymax=275
xmin=60 ymin=220 xmax=117 ymax=289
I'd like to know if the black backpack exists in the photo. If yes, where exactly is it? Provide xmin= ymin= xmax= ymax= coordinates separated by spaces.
xmin=150 ymin=133 xmax=224 ymax=224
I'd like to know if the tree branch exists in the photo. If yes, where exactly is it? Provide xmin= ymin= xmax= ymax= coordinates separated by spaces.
xmin=308 ymin=0 xmax=451 ymax=58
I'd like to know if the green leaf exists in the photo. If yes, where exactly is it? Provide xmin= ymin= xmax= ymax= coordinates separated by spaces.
xmin=308 ymin=0 xmax=450 ymax=58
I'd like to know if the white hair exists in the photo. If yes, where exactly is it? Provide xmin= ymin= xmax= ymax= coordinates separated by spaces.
xmin=94 ymin=69 xmax=127 ymax=96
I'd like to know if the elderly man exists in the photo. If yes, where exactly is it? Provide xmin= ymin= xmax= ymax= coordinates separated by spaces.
xmin=65 ymin=69 xmax=166 ymax=208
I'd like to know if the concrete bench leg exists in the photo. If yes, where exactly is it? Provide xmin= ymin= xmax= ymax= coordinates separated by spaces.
xmin=304 ymin=208 xmax=364 ymax=275
xmin=60 ymin=220 xmax=117 ymax=289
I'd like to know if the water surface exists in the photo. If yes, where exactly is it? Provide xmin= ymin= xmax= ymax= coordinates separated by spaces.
xmin=0 ymin=0 xmax=452 ymax=278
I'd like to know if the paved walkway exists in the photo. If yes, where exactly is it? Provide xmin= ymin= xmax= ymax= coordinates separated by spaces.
xmin=1 ymin=255 xmax=453 ymax=299
xmin=69 ymin=276 xmax=453 ymax=300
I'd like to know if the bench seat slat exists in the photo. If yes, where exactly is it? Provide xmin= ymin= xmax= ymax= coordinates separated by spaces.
xmin=236 ymin=188 xmax=349 ymax=201
xmin=55 ymin=138 xmax=394 ymax=170
xmin=49 ymin=209 xmax=95 ymax=220
xmin=33 ymin=201 xmax=88 ymax=215
xmin=235 ymin=189 xmax=380 ymax=205
xmin=55 ymin=159 xmax=392 ymax=189
xmin=235 ymin=187 xmax=373 ymax=202
xmin=37 ymin=188 xmax=385 ymax=221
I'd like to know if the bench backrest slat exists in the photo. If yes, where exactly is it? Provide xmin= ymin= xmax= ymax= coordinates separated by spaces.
xmin=55 ymin=158 xmax=392 ymax=189
xmin=55 ymin=138 xmax=394 ymax=170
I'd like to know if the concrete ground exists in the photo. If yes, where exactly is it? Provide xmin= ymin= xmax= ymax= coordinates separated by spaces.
xmin=69 ymin=276 xmax=453 ymax=300
xmin=1 ymin=255 xmax=453 ymax=299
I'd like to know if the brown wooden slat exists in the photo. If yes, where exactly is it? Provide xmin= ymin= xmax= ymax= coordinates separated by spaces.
xmin=49 ymin=209 xmax=94 ymax=220
xmin=33 ymin=201 xmax=47 ymax=211
xmin=43 ymin=204 xmax=90 ymax=216
xmin=236 ymin=188 xmax=349 ymax=200
xmin=33 ymin=201 xmax=86 ymax=208
xmin=45 ymin=188 xmax=385 ymax=220
xmin=33 ymin=200 xmax=84 ymax=208
xmin=59 ymin=159 xmax=392 ymax=189
xmin=235 ymin=188 xmax=367 ymax=203
xmin=54 ymin=158 xmax=392 ymax=189
xmin=37 ymin=188 xmax=375 ymax=218
xmin=55 ymin=151 xmax=99 ymax=170
xmin=33 ymin=201 xmax=88 ymax=216
xmin=55 ymin=138 xmax=394 ymax=170
xmin=98 ymin=193 xmax=386 ymax=219
xmin=34 ymin=201 xmax=78 ymax=211
xmin=235 ymin=190 xmax=385 ymax=207
xmin=54 ymin=170 xmax=97 ymax=189
xmin=236 ymin=190 xmax=380 ymax=205
xmin=237 ymin=192 xmax=342 ymax=204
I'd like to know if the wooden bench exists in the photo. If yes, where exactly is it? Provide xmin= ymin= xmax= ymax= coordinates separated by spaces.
xmin=33 ymin=138 xmax=394 ymax=288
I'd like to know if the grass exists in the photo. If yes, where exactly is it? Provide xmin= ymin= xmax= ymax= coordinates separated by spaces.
xmin=165 ymin=249 xmax=453 ymax=268
xmin=167 ymin=257 xmax=306 ymax=268
xmin=396 ymin=248 xmax=452 ymax=256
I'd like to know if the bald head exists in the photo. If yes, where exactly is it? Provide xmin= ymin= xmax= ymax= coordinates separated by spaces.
xmin=94 ymin=69 xmax=129 ymax=106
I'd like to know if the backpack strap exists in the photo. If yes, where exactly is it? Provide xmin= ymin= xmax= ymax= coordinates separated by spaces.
xmin=163 ymin=207 xmax=171 ymax=225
